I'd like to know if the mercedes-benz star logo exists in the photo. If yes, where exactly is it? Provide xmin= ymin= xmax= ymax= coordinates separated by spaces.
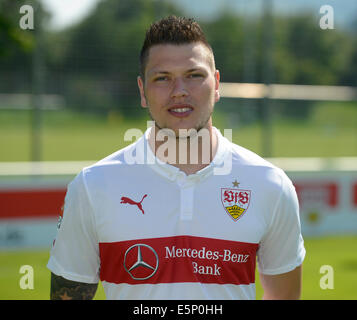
xmin=123 ymin=244 xmax=159 ymax=280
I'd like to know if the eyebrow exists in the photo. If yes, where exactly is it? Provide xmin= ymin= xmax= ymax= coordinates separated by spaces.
xmin=150 ymin=71 xmax=170 ymax=76
xmin=149 ymin=68 xmax=206 ymax=77
xmin=186 ymin=68 xmax=206 ymax=73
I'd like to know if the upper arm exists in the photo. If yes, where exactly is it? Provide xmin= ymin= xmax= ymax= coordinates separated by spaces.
xmin=47 ymin=172 xmax=100 ymax=284
xmin=50 ymin=272 xmax=98 ymax=300
xmin=257 ymin=173 xmax=305 ymax=276
xmin=259 ymin=265 xmax=302 ymax=300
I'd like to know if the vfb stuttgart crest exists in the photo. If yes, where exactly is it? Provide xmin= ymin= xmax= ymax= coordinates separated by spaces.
xmin=221 ymin=188 xmax=251 ymax=221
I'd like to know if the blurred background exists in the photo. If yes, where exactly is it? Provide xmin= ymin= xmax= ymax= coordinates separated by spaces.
xmin=0 ymin=0 xmax=356 ymax=299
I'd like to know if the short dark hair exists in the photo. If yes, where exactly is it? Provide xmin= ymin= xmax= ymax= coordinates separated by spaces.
xmin=140 ymin=15 xmax=213 ymax=78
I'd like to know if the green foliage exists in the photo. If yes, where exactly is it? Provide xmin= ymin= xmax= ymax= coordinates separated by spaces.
xmin=0 ymin=0 xmax=34 ymax=58
xmin=203 ymin=13 xmax=245 ymax=82
xmin=54 ymin=0 xmax=183 ymax=115
xmin=273 ymin=14 xmax=352 ymax=86
xmin=1 ymin=1 xmax=356 ymax=118
xmin=0 ymin=0 xmax=51 ymax=94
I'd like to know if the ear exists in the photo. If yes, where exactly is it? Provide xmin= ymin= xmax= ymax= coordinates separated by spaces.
xmin=214 ymin=69 xmax=220 ymax=103
xmin=137 ymin=76 xmax=148 ymax=108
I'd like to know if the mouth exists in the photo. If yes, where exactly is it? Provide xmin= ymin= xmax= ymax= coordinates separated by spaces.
xmin=168 ymin=105 xmax=194 ymax=118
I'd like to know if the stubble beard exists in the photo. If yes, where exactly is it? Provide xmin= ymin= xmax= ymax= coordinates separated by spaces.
xmin=147 ymin=107 xmax=213 ymax=141
xmin=146 ymin=106 xmax=215 ymax=165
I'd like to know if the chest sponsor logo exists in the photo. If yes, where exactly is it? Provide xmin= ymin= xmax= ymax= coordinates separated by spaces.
xmin=221 ymin=188 xmax=251 ymax=221
xmin=99 ymin=236 xmax=259 ymax=285
xmin=123 ymin=244 xmax=159 ymax=280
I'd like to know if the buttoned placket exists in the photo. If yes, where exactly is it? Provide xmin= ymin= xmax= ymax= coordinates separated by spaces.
xmin=176 ymin=172 xmax=195 ymax=221
xmin=143 ymin=127 xmax=227 ymax=222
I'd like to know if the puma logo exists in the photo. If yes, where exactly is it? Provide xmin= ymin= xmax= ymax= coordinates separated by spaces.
xmin=120 ymin=194 xmax=147 ymax=214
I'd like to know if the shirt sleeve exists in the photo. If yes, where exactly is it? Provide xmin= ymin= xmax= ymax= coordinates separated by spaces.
xmin=257 ymin=172 xmax=306 ymax=275
xmin=47 ymin=170 xmax=100 ymax=283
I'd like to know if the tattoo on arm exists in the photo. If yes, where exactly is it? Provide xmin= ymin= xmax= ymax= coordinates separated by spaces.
xmin=50 ymin=272 xmax=98 ymax=300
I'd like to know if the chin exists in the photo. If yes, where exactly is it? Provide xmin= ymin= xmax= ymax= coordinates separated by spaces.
xmin=152 ymin=117 xmax=212 ymax=137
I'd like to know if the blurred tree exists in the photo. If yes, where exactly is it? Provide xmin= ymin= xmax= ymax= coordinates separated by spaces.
xmin=203 ymin=12 xmax=353 ymax=88
xmin=266 ymin=14 xmax=352 ymax=119
xmin=339 ymin=17 xmax=357 ymax=86
xmin=203 ymin=12 xmax=245 ymax=83
xmin=2 ymin=1 xmax=355 ymax=118
xmin=0 ymin=0 xmax=33 ymax=57
xmin=51 ymin=0 xmax=183 ymax=116
xmin=0 ymin=0 xmax=49 ymax=93
xmin=341 ymin=40 xmax=357 ymax=86
xmin=273 ymin=14 xmax=351 ymax=86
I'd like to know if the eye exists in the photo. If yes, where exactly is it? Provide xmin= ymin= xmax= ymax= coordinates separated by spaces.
xmin=188 ymin=73 xmax=204 ymax=79
xmin=154 ymin=76 xmax=169 ymax=82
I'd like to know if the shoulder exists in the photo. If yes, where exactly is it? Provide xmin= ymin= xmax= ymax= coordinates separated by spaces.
xmin=229 ymin=139 xmax=290 ymax=184
xmin=229 ymin=143 xmax=299 ymax=214
xmin=69 ymin=137 xmax=145 ymax=191
xmin=84 ymin=136 xmax=144 ymax=176
xmin=219 ymin=138 xmax=295 ymax=204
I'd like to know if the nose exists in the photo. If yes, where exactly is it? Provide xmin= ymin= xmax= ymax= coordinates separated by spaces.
xmin=171 ymin=78 xmax=188 ymax=99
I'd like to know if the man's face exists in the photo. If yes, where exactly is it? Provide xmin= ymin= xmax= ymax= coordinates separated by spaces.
xmin=138 ymin=42 xmax=220 ymax=136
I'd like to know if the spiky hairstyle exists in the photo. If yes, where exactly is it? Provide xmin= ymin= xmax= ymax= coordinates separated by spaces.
xmin=140 ymin=15 xmax=213 ymax=78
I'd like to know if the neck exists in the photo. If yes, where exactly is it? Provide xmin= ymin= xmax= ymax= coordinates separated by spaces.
xmin=148 ymin=124 xmax=218 ymax=175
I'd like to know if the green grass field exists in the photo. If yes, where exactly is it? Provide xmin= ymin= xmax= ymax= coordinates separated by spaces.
xmin=0 ymin=101 xmax=357 ymax=161
xmin=0 ymin=235 xmax=356 ymax=300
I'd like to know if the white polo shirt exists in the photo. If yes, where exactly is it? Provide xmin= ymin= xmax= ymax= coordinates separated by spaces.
xmin=47 ymin=127 xmax=305 ymax=300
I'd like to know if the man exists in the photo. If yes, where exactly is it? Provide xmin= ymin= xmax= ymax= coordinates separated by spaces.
xmin=48 ymin=16 xmax=305 ymax=300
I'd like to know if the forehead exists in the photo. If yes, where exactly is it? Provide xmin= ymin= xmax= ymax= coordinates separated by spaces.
xmin=145 ymin=42 xmax=214 ymax=77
